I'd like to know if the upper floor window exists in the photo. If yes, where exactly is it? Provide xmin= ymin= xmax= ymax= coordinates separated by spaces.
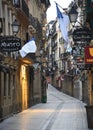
xmin=13 ymin=0 xmax=20 ymax=7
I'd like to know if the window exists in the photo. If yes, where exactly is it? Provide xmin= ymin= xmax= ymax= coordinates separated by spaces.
xmin=8 ymin=73 xmax=11 ymax=96
xmin=59 ymin=47 xmax=61 ymax=58
xmin=13 ymin=75 xmax=15 ymax=87
xmin=13 ymin=0 xmax=20 ymax=7
xmin=4 ymin=72 xmax=7 ymax=96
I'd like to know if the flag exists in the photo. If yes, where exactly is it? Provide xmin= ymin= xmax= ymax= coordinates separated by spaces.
xmin=56 ymin=3 xmax=70 ymax=48
xmin=19 ymin=37 xmax=37 ymax=58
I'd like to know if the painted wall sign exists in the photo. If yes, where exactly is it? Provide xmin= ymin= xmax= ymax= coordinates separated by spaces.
xmin=73 ymin=28 xmax=92 ymax=44
xmin=0 ymin=36 xmax=21 ymax=52
xmin=85 ymin=46 xmax=93 ymax=64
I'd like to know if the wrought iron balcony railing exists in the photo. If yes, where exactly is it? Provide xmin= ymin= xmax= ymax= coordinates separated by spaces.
xmin=40 ymin=0 xmax=50 ymax=8
xmin=29 ymin=14 xmax=42 ymax=40
xmin=13 ymin=0 xmax=29 ymax=18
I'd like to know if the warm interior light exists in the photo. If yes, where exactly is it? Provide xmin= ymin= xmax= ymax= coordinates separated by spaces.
xmin=20 ymin=65 xmax=28 ymax=110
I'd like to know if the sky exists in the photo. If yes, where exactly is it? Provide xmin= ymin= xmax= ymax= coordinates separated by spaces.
xmin=46 ymin=0 xmax=73 ymax=23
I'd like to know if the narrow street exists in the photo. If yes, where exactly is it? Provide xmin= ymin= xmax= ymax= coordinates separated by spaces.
xmin=0 ymin=84 xmax=89 ymax=130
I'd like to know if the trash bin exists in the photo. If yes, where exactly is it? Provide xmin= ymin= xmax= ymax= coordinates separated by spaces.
xmin=85 ymin=105 xmax=93 ymax=128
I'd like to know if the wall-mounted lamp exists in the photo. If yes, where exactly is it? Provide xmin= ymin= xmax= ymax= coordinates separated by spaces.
xmin=35 ymin=48 xmax=44 ymax=58
xmin=12 ymin=19 xmax=20 ymax=35
xmin=0 ymin=18 xmax=3 ymax=33
xmin=68 ymin=6 xmax=78 ymax=23
xmin=68 ymin=6 xmax=84 ymax=28
xmin=40 ymin=48 xmax=44 ymax=55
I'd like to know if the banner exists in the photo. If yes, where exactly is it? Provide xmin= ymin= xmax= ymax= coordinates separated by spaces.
xmin=19 ymin=37 xmax=37 ymax=58
xmin=56 ymin=3 xmax=70 ymax=48
xmin=85 ymin=46 xmax=93 ymax=64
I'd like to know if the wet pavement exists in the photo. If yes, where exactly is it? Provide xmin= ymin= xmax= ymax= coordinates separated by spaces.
xmin=0 ymin=84 xmax=89 ymax=130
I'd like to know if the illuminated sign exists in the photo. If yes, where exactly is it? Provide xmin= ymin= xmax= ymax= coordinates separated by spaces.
xmin=85 ymin=46 xmax=93 ymax=64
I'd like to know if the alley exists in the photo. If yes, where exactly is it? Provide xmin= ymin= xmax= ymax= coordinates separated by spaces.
xmin=0 ymin=85 xmax=89 ymax=130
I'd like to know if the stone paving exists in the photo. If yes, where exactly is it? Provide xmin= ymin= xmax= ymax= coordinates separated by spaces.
xmin=0 ymin=84 xmax=90 ymax=130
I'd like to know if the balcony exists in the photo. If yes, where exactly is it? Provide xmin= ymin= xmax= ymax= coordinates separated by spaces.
xmin=13 ymin=0 xmax=29 ymax=18
xmin=61 ymin=52 xmax=70 ymax=60
xmin=29 ymin=14 xmax=42 ymax=40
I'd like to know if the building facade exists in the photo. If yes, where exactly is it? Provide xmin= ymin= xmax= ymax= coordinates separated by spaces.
xmin=0 ymin=0 xmax=50 ymax=121
xmin=46 ymin=0 xmax=93 ymax=105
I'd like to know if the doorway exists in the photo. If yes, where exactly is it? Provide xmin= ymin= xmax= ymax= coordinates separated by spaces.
xmin=21 ymin=65 xmax=28 ymax=110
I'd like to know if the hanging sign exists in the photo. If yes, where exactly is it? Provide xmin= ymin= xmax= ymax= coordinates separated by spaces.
xmin=73 ymin=28 xmax=92 ymax=45
xmin=0 ymin=36 xmax=21 ymax=52
xmin=77 ymin=63 xmax=85 ymax=70
xmin=85 ymin=46 xmax=93 ymax=64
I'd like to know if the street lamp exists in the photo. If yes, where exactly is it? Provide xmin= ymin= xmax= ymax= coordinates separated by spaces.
xmin=68 ymin=5 xmax=84 ymax=27
xmin=68 ymin=6 xmax=78 ymax=23
xmin=40 ymin=48 xmax=44 ymax=56
xmin=12 ymin=19 xmax=20 ymax=35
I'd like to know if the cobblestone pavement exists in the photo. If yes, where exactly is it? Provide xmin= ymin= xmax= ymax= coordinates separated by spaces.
xmin=0 ymin=84 xmax=89 ymax=130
